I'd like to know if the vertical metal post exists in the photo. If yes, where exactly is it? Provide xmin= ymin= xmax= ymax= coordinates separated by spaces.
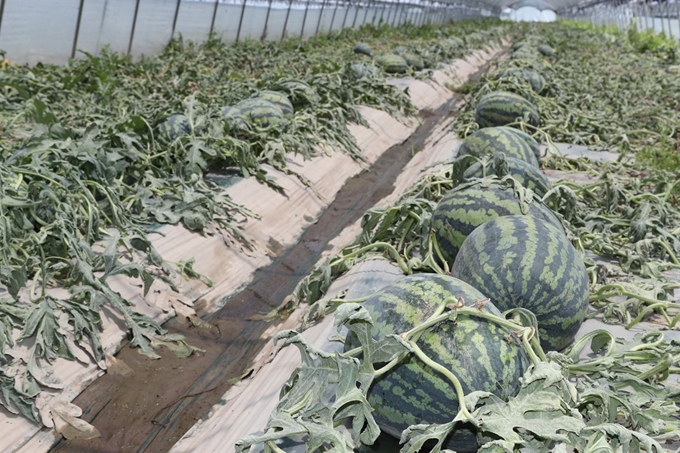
xmin=315 ymin=0 xmax=326 ymax=36
xmin=361 ymin=0 xmax=371 ymax=26
xmin=236 ymin=0 xmax=248 ymax=41
xmin=378 ymin=1 xmax=387 ymax=24
xmin=71 ymin=0 xmax=86 ymax=59
xmin=0 ymin=0 xmax=6 ymax=39
xmin=661 ymin=3 xmax=667 ymax=36
xmin=300 ymin=0 xmax=312 ymax=36
xmin=171 ymin=0 xmax=182 ymax=41
xmin=371 ymin=0 xmax=380 ymax=25
xmin=127 ymin=0 xmax=142 ymax=55
xmin=209 ymin=0 xmax=219 ymax=36
xmin=282 ymin=0 xmax=294 ymax=40
xmin=329 ymin=0 xmax=339 ymax=33
xmin=676 ymin=1 xmax=680 ymax=41
xmin=384 ymin=0 xmax=393 ymax=25
xmin=643 ymin=2 xmax=649 ymax=32
xmin=351 ymin=1 xmax=361 ymax=28
xmin=341 ymin=0 xmax=351 ymax=28
xmin=667 ymin=2 xmax=674 ymax=39
xmin=262 ymin=0 xmax=274 ymax=40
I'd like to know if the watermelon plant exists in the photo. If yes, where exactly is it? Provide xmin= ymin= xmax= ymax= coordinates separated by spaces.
xmin=451 ymin=215 xmax=590 ymax=351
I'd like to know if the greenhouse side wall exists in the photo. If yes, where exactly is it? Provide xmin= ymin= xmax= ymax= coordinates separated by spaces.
xmin=563 ymin=1 xmax=680 ymax=41
xmin=0 ymin=0 xmax=494 ymax=66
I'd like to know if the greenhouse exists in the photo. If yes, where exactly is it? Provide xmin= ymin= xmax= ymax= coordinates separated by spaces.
xmin=0 ymin=0 xmax=679 ymax=452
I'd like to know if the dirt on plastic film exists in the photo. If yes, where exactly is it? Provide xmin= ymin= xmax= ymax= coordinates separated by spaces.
xmin=49 ymin=69 xmax=492 ymax=453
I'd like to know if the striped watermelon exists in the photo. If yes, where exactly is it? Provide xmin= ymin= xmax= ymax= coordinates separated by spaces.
xmin=274 ymin=80 xmax=319 ymax=108
xmin=457 ymin=127 xmax=539 ymax=167
xmin=376 ymin=54 xmax=408 ymax=74
xmin=234 ymin=98 xmax=285 ymax=129
xmin=451 ymin=215 xmax=589 ymax=351
xmin=497 ymin=126 xmax=542 ymax=164
xmin=345 ymin=273 xmax=529 ymax=452
xmin=393 ymin=45 xmax=408 ymax=55
xmin=221 ymin=106 xmax=248 ymax=135
xmin=152 ymin=114 xmax=191 ymax=145
xmin=354 ymin=42 xmax=373 ymax=57
xmin=351 ymin=63 xmax=381 ymax=79
xmin=499 ymin=69 xmax=546 ymax=95
xmin=538 ymin=44 xmax=556 ymax=57
xmin=402 ymin=53 xmax=424 ymax=71
xmin=252 ymin=90 xmax=294 ymax=119
xmin=431 ymin=178 xmax=563 ymax=264
xmin=475 ymin=91 xmax=540 ymax=128
xmin=459 ymin=153 xmax=552 ymax=197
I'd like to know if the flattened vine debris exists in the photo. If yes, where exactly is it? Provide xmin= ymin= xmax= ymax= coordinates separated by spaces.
xmin=0 ymin=21 xmax=506 ymax=426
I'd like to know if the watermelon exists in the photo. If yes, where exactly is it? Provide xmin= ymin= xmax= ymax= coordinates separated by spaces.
xmin=475 ymin=91 xmax=540 ymax=128
xmin=457 ymin=127 xmax=539 ymax=167
xmin=233 ymin=98 xmax=285 ymax=129
xmin=497 ymin=126 xmax=542 ymax=164
xmin=402 ymin=53 xmax=424 ymax=71
xmin=345 ymin=273 xmax=529 ymax=452
xmin=451 ymin=215 xmax=589 ymax=351
xmin=458 ymin=153 xmax=552 ymax=197
xmin=252 ymin=90 xmax=294 ymax=119
xmin=152 ymin=114 xmax=191 ymax=145
xmin=351 ymin=63 xmax=381 ymax=79
xmin=431 ymin=178 xmax=563 ymax=264
xmin=274 ymin=80 xmax=319 ymax=108
xmin=354 ymin=42 xmax=373 ymax=56
xmin=376 ymin=54 xmax=408 ymax=74
xmin=393 ymin=45 xmax=408 ymax=55
xmin=221 ymin=106 xmax=248 ymax=135
xmin=537 ymin=44 xmax=556 ymax=57
xmin=499 ymin=69 xmax=546 ymax=95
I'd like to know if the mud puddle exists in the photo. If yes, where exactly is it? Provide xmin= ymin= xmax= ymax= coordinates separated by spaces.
xmin=51 ymin=71 xmax=485 ymax=453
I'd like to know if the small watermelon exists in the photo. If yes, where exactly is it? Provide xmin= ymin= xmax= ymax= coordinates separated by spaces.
xmin=451 ymin=215 xmax=589 ymax=351
xmin=393 ymin=45 xmax=408 ymax=55
xmin=345 ymin=273 xmax=529 ymax=452
xmin=376 ymin=54 xmax=408 ymax=74
xmin=499 ymin=69 xmax=546 ymax=95
xmin=353 ymin=42 xmax=373 ymax=56
xmin=497 ymin=126 xmax=542 ymax=164
xmin=537 ymin=44 xmax=556 ymax=57
xmin=252 ymin=90 xmax=294 ymax=119
xmin=350 ymin=62 xmax=381 ymax=79
xmin=431 ymin=178 xmax=563 ymax=264
xmin=457 ymin=152 xmax=552 ymax=197
xmin=152 ymin=114 xmax=191 ymax=145
xmin=234 ymin=98 xmax=285 ymax=129
xmin=274 ymin=80 xmax=319 ymax=108
xmin=402 ymin=53 xmax=424 ymax=71
xmin=475 ymin=91 xmax=540 ymax=128
xmin=457 ymin=127 xmax=539 ymax=167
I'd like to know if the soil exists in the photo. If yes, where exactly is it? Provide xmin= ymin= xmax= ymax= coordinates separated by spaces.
xmin=50 ymin=66 xmax=490 ymax=453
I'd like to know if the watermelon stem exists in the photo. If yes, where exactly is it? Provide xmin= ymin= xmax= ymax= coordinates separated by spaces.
xmin=332 ymin=242 xmax=410 ymax=275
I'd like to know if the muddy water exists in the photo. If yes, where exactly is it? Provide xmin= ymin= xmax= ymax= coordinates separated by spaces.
xmin=51 ymin=75 xmax=484 ymax=453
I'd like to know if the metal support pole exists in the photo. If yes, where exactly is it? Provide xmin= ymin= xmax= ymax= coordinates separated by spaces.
xmin=361 ymin=0 xmax=371 ymax=26
xmin=171 ymin=0 xmax=182 ymax=40
xmin=661 ymin=3 xmax=667 ymax=36
xmin=667 ymin=3 xmax=673 ymax=39
xmin=127 ymin=0 xmax=142 ymax=55
xmin=0 ymin=0 xmax=6 ymax=39
xmin=315 ymin=0 xmax=326 ymax=36
xmin=262 ymin=0 xmax=274 ymax=40
xmin=209 ymin=0 xmax=219 ymax=36
xmin=378 ymin=1 xmax=387 ymax=25
xmin=300 ymin=0 xmax=312 ymax=36
xmin=71 ymin=0 xmax=86 ymax=59
xmin=676 ymin=1 xmax=680 ymax=41
xmin=341 ymin=0 xmax=351 ymax=28
xmin=371 ymin=0 xmax=380 ymax=25
xmin=351 ymin=1 xmax=361 ymax=28
xmin=644 ymin=3 xmax=649 ymax=32
xmin=384 ymin=0 xmax=393 ymax=25
xmin=329 ymin=0 xmax=339 ymax=32
xmin=236 ymin=0 xmax=248 ymax=41
xmin=282 ymin=0 xmax=294 ymax=40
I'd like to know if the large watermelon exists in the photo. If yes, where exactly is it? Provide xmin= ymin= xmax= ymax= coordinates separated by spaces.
xmin=234 ymin=98 xmax=285 ymax=129
xmin=475 ymin=91 xmax=540 ymax=128
xmin=499 ymin=69 xmax=546 ymax=95
xmin=376 ymin=54 xmax=408 ymax=74
xmin=252 ymin=90 xmax=294 ymax=119
xmin=402 ymin=53 xmax=424 ymax=71
xmin=451 ymin=215 xmax=589 ymax=351
xmin=457 ymin=127 xmax=539 ymax=167
xmin=152 ymin=114 xmax=191 ymax=145
xmin=431 ymin=178 xmax=563 ymax=264
xmin=350 ymin=62 xmax=381 ymax=79
xmin=538 ymin=44 xmax=556 ymax=57
xmin=354 ymin=42 xmax=373 ymax=56
xmin=497 ymin=126 xmax=542 ymax=164
xmin=345 ymin=273 xmax=529 ymax=452
xmin=221 ymin=106 xmax=248 ymax=136
xmin=458 ymin=153 xmax=552 ymax=197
